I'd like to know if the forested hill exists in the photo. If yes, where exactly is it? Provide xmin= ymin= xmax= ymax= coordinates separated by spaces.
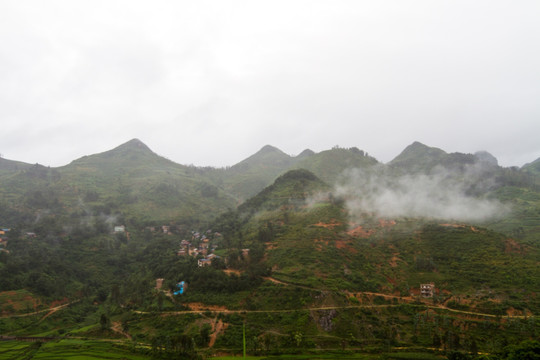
xmin=0 ymin=139 xmax=539 ymax=238
xmin=0 ymin=140 xmax=539 ymax=358
xmin=523 ymin=157 xmax=540 ymax=175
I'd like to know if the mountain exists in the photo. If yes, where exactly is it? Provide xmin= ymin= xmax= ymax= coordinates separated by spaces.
xmin=294 ymin=146 xmax=378 ymax=184
xmin=237 ymin=168 xmax=329 ymax=215
xmin=218 ymin=145 xmax=298 ymax=200
xmin=296 ymin=148 xmax=315 ymax=159
xmin=0 ymin=139 xmax=236 ymax=227
xmin=389 ymin=141 xmax=448 ymax=171
xmin=216 ymin=145 xmax=378 ymax=201
xmin=522 ymin=157 xmax=540 ymax=175
xmin=223 ymin=169 xmax=539 ymax=298
xmin=65 ymin=138 xmax=161 ymax=166
xmin=0 ymin=157 xmax=32 ymax=174
xmin=0 ymin=140 xmax=539 ymax=358
xmin=474 ymin=150 xmax=498 ymax=166
xmin=205 ymin=168 xmax=539 ymax=353
xmin=389 ymin=141 xmax=504 ymax=175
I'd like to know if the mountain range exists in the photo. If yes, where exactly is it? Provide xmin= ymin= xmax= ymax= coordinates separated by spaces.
xmin=0 ymin=138 xmax=539 ymax=358
xmin=1 ymin=139 xmax=538 ymax=236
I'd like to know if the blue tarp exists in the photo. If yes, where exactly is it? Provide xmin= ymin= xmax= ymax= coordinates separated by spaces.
xmin=173 ymin=281 xmax=185 ymax=295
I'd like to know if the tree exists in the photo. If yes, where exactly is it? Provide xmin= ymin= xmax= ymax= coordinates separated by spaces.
xmin=505 ymin=340 xmax=540 ymax=360
xmin=100 ymin=314 xmax=110 ymax=330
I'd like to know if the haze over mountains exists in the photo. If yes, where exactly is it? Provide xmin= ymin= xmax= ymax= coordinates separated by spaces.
xmin=1 ymin=139 xmax=537 ymax=217
xmin=1 ymin=138 xmax=538 ymax=239
xmin=1 ymin=137 xmax=539 ymax=358
xmin=2 ymin=138 xmax=538 ymax=172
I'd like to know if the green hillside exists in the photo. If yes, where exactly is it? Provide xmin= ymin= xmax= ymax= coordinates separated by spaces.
xmin=0 ymin=140 xmax=539 ymax=359
xmin=216 ymin=145 xmax=299 ymax=201
xmin=522 ymin=157 xmax=540 ymax=175
xmin=57 ymin=139 xmax=235 ymax=223
xmin=389 ymin=142 xmax=500 ymax=175
xmin=211 ymin=145 xmax=378 ymax=202
xmin=293 ymin=146 xmax=378 ymax=185
xmin=389 ymin=142 xmax=449 ymax=172
xmin=219 ymin=170 xmax=539 ymax=310
xmin=0 ymin=157 xmax=32 ymax=174
xmin=0 ymin=139 xmax=236 ymax=229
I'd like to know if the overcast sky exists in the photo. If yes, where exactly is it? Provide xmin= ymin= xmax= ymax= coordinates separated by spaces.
xmin=1 ymin=1 xmax=539 ymax=168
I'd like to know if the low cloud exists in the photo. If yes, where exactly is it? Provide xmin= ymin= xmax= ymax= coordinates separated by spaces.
xmin=335 ymin=165 xmax=508 ymax=222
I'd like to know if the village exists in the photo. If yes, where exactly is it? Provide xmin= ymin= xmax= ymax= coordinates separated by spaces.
xmin=117 ymin=225 xmax=229 ymax=268
xmin=176 ymin=229 xmax=223 ymax=267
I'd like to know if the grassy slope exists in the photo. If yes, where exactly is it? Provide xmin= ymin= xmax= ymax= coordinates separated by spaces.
xmin=220 ymin=169 xmax=540 ymax=314
xmin=215 ymin=145 xmax=298 ymax=201
xmin=0 ymin=340 xmax=150 ymax=360
xmin=293 ymin=147 xmax=378 ymax=185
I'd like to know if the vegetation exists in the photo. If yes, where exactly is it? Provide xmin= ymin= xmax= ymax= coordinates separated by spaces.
xmin=0 ymin=139 xmax=538 ymax=359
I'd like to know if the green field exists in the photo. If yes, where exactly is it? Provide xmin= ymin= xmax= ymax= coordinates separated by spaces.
xmin=0 ymin=340 xmax=449 ymax=360
xmin=0 ymin=339 xmax=150 ymax=360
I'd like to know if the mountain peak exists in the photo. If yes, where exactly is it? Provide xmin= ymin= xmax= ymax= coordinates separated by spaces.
xmin=391 ymin=142 xmax=446 ymax=161
xmin=65 ymin=138 xmax=164 ymax=168
xmin=407 ymin=141 xmax=443 ymax=152
xmin=389 ymin=141 xmax=447 ymax=170
xmin=236 ymin=145 xmax=290 ymax=166
xmin=296 ymin=149 xmax=315 ymax=159
xmin=114 ymin=138 xmax=153 ymax=152
xmin=474 ymin=151 xmax=498 ymax=166
xmin=258 ymin=145 xmax=283 ymax=154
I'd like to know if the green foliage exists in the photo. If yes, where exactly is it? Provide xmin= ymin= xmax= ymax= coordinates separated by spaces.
xmin=503 ymin=340 xmax=540 ymax=360
xmin=0 ymin=140 xmax=539 ymax=358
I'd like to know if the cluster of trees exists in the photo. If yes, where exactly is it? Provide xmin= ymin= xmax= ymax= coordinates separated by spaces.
xmin=150 ymin=334 xmax=199 ymax=359
xmin=445 ymin=340 xmax=540 ymax=360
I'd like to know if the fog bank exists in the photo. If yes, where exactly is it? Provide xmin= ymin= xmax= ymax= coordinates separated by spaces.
xmin=335 ymin=166 xmax=508 ymax=222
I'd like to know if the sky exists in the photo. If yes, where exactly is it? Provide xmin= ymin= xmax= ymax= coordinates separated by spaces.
xmin=1 ymin=1 xmax=539 ymax=168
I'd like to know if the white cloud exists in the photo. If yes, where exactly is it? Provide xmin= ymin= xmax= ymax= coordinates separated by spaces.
xmin=335 ymin=165 xmax=509 ymax=222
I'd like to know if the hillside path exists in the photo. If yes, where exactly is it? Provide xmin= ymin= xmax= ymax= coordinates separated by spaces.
xmin=0 ymin=300 xmax=81 ymax=319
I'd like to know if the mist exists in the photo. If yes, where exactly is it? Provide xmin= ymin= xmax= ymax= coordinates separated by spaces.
xmin=335 ymin=165 xmax=509 ymax=222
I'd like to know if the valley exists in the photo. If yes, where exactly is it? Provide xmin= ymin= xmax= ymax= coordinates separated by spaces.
xmin=0 ymin=139 xmax=539 ymax=359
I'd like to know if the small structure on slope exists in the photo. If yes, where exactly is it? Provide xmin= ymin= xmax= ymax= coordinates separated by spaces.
xmin=420 ymin=283 xmax=435 ymax=298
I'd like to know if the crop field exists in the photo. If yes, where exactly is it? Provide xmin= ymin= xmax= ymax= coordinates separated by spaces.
xmin=213 ymin=351 xmax=445 ymax=359
xmin=0 ymin=340 xmax=150 ymax=360
xmin=0 ymin=339 xmax=448 ymax=360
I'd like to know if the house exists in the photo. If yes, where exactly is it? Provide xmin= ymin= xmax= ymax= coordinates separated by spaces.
xmin=420 ymin=283 xmax=435 ymax=298
xmin=114 ymin=225 xmax=125 ymax=233
xmin=198 ymin=258 xmax=212 ymax=267
xmin=181 ymin=239 xmax=190 ymax=247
